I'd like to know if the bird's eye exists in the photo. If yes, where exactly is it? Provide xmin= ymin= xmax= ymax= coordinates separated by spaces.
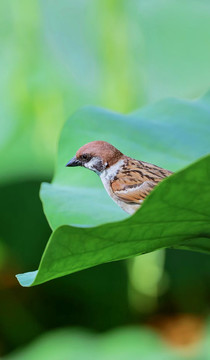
xmin=81 ymin=154 xmax=89 ymax=161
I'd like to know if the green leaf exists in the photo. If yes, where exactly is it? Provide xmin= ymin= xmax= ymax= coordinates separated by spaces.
xmin=16 ymin=93 xmax=210 ymax=287
xmin=1 ymin=327 xmax=186 ymax=360
xmin=5 ymin=324 xmax=210 ymax=360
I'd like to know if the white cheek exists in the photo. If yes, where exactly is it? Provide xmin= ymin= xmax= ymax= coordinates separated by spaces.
xmin=84 ymin=158 xmax=97 ymax=170
xmin=84 ymin=157 xmax=104 ymax=174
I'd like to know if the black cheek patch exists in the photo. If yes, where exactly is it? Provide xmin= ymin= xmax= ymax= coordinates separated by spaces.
xmin=94 ymin=159 xmax=104 ymax=173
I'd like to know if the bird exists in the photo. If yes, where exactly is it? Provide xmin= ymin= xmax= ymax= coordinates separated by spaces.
xmin=66 ymin=141 xmax=172 ymax=214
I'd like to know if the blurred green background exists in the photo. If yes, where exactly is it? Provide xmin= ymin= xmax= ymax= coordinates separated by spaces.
xmin=1 ymin=0 xmax=210 ymax=358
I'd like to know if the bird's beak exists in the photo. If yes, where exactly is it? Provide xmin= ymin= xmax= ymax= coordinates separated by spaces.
xmin=65 ymin=156 xmax=81 ymax=167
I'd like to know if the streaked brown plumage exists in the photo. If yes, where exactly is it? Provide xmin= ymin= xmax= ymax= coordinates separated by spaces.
xmin=66 ymin=141 xmax=172 ymax=214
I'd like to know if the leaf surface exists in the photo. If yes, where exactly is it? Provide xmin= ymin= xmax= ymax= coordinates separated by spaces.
xmin=16 ymin=93 xmax=210 ymax=286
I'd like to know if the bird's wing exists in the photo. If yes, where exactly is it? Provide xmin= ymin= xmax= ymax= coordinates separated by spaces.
xmin=110 ymin=158 xmax=172 ymax=205
xmin=113 ymin=181 xmax=156 ymax=204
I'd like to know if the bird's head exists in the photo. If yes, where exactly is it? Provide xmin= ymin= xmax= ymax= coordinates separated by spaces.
xmin=66 ymin=141 xmax=123 ymax=174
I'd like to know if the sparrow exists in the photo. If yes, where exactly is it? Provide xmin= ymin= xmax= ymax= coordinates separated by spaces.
xmin=66 ymin=141 xmax=172 ymax=214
